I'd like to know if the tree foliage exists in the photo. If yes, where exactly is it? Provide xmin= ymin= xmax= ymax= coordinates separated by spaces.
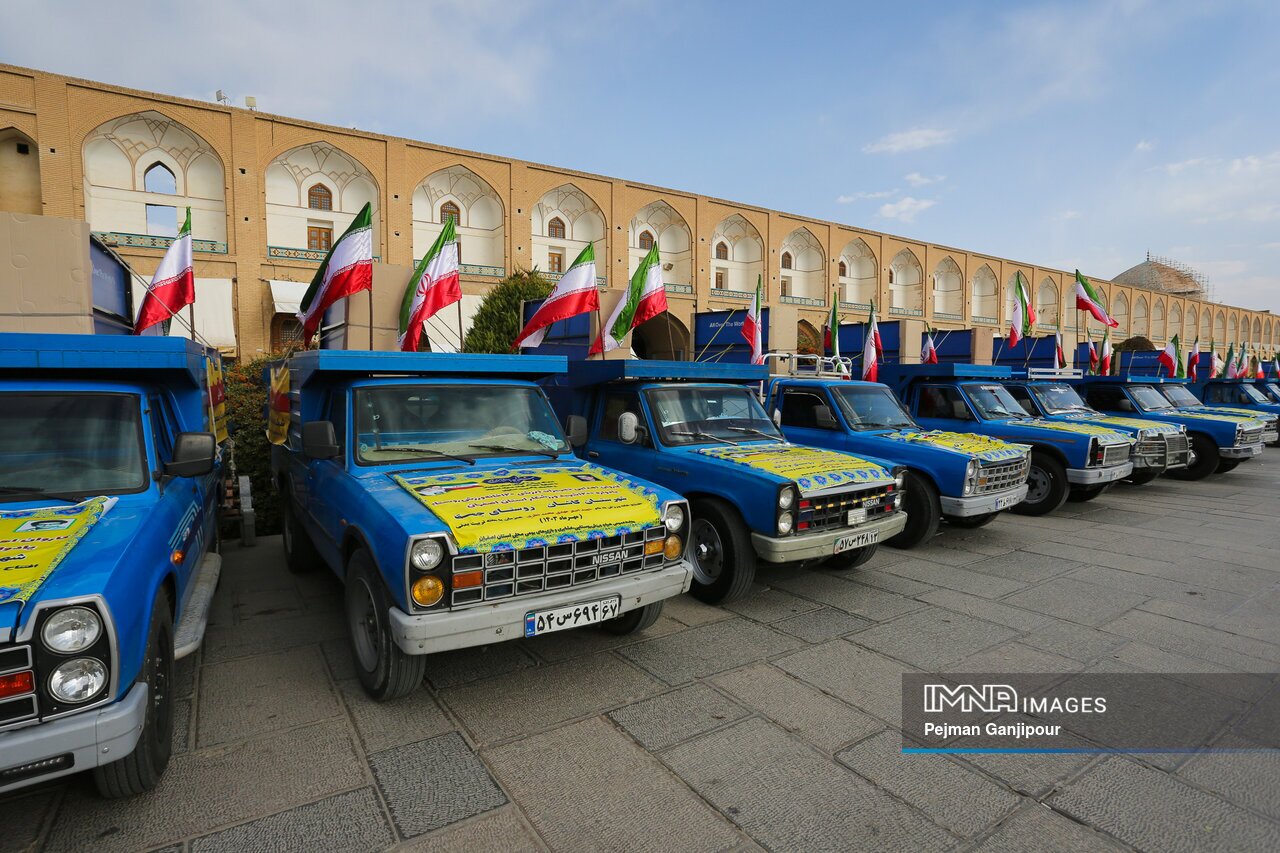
xmin=1115 ymin=335 xmax=1156 ymax=352
xmin=462 ymin=268 xmax=553 ymax=353
xmin=221 ymin=353 xmax=286 ymax=536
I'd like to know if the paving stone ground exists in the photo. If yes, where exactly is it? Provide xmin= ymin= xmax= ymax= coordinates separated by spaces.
xmin=5 ymin=461 xmax=1280 ymax=851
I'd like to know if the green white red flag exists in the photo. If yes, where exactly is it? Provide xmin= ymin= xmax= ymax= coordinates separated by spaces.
xmin=862 ymin=300 xmax=881 ymax=381
xmin=1188 ymin=338 xmax=1200 ymax=381
xmin=1087 ymin=331 xmax=1099 ymax=374
xmin=1158 ymin=334 xmax=1181 ymax=377
xmin=1009 ymin=271 xmax=1035 ymax=346
xmin=921 ymin=323 xmax=939 ymax=364
xmin=514 ymin=242 xmax=599 ymax=350
xmin=590 ymin=243 xmax=667 ymax=355
xmin=297 ymin=203 xmax=374 ymax=344
xmin=1225 ymin=343 xmax=1237 ymax=378
xmin=135 ymin=207 xmax=195 ymax=334
xmin=398 ymin=218 xmax=461 ymax=352
xmin=1209 ymin=340 xmax=1222 ymax=377
xmin=1099 ymin=328 xmax=1113 ymax=375
xmin=1054 ymin=331 xmax=1066 ymax=370
xmin=1073 ymin=270 xmax=1118 ymax=327
xmin=742 ymin=275 xmax=764 ymax=365
xmin=824 ymin=297 xmax=840 ymax=357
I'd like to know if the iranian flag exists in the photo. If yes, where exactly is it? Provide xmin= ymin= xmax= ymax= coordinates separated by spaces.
xmin=1054 ymin=331 xmax=1066 ymax=370
xmin=398 ymin=218 xmax=461 ymax=352
xmin=590 ymin=243 xmax=667 ymax=356
xmin=1099 ymin=328 xmax=1113 ymax=375
xmin=1073 ymin=270 xmax=1118 ymax=327
xmin=1188 ymin=339 xmax=1200 ymax=381
xmin=1009 ymin=270 xmax=1035 ymax=346
xmin=297 ymin=203 xmax=374 ymax=344
xmin=1209 ymin=340 xmax=1222 ymax=377
xmin=742 ymin=275 xmax=764 ymax=365
xmin=1272 ymin=354 xmax=1279 ymax=376
xmin=824 ymin=298 xmax=840 ymax=358
xmin=1158 ymin=334 xmax=1181 ymax=378
xmin=135 ymin=207 xmax=195 ymax=334
xmin=1224 ymin=343 xmax=1237 ymax=378
xmin=1087 ymin=333 xmax=1099 ymax=374
xmin=921 ymin=324 xmax=939 ymax=364
xmin=862 ymin=300 xmax=881 ymax=381
xmin=514 ymin=242 xmax=600 ymax=350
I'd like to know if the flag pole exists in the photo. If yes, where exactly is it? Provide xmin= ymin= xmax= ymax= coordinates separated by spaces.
xmin=455 ymin=298 xmax=464 ymax=354
xmin=368 ymin=289 xmax=374 ymax=351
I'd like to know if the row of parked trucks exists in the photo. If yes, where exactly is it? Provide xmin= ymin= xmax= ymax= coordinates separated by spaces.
xmin=1 ymin=329 xmax=1277 ymax=797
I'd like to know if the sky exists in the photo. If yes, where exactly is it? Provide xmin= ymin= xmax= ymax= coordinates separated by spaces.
xmin=5 ymin=0 xmax=1279 ymax=313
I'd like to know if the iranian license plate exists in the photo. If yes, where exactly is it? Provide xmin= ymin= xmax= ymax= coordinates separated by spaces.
xmin=834 ymin=530 xmax=878 ymax=554
xmin=995 ymin=493 xmax=1021 ymax=510
xmin=525 ymin=596 xmax=622 ymax=637
xmin=846 ymin=508 xmax=868 ymax=525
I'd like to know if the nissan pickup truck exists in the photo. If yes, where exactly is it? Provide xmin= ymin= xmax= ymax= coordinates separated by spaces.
xmin=879 ymin=364 xmax=1134 ymax=516
xmin=269 ymin=350 xmax=692 ymax=701
xmin=1069 ymin=375 xmax=1266 ymax=478
xmin=542 ymin=360 xmax=907 ymax=604
xmin=763 ymin=375 xmax=1029 ymax=543
xmin=0 ymin=333 xmax=222 ymax=797
xmin=1173 ymin=379 xmax=1280 ymax=446
xmin=1001 ymin=372 xmax=1191 ymax=485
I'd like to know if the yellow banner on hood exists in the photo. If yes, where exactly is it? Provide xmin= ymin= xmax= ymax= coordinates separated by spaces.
xmin=394 ymin=464 xmax=662 ymax=554
xmin=1175 ymin=410 xmax=1264 ymax=424
xmin=267 ymin=365 xmax=291 ymax=446
xmin=1062 ymin=414 xmax=1178 ymax=434
xmin=0 ymin=497 xmax=116 ymax=605
xmin=880 ymin=431 xmax=1027 ymax=462
xmin=694 ymin=443 xmax=891 ymax=492
xmin=1023 ymin=419 xmax=1132 ymax=441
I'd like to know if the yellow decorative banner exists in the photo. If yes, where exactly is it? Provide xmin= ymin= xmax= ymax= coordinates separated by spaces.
xmin=1196 ymin=407 xmax=1270 ymax=422
xmin=267 ymin=365 xmax=291 ymax=446
xmin=694 ymin=443 xmax=891 ymax=492
xmin=1062 ymin=414 xmax=1180 ymax=434
xmin=394 ymin=464 xmax=662 ymax=554
xmin=0 ymin=497 xmax=116 ymax=605
xmin=206 ymin=356 xmax=229 ymax=445
xmin=880 ymin=431 xmax=1027 ymax=462
xmin=1023 ymin=419 xmax=1132 ymax=441
xmin=1173 ymin=410 xmax=1265 ymax=425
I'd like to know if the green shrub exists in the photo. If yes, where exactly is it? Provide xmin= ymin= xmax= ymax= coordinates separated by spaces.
xmin=222 ymin=353 xmax=285 ymax=536
xmin=462 ymin=268 xmax=552 ymax=353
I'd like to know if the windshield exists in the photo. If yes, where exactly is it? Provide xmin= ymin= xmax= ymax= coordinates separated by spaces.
xmin=647 ymin=386 xmax=783 ymax=446
xmin=1238 ymin=384 xmax=1269 ymax=404
xmin=0 ymin=393 xmax=147 ymax=501
xmin=831 ymin=385 xmax=917 ymax=430
xmin=353 ymin=385 xmax=567 ymax=465
xmin=1266 ymin=383 xmax=1280 ymax=402
xmin=963 ymin=384 xmax=1032 ymax=420
xmin=1032 ymin=383 xmax=1094 ymax=415
xmin=1129 ymin=385 xmax=1173 ymax=411
xmin=1161 ymin=385 xmax=1202 ymax=407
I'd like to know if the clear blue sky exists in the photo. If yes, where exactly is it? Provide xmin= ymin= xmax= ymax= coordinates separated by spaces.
xmin=6 ymin=0 xmax=1278 ymax=312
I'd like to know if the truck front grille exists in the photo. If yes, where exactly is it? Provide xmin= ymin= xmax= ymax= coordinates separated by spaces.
xmin=0 ymin=645 xmax=37 ymax=730
xmin=447 ymin=527 xmax=667 ymax=608
xmin=1164 ymin=432 xmax=1190 ymax=466
xmin=1135 ymin=435 xmax=1168 ymax=467
xmin=1238 ymin=425 xmax=1265 ymax=448
xmin=1102 ymin=443 xmax=1131 ymax=467
xmin=974 ymin=458 xmax=1028 ymax=494
xmin=1262 ymin=423 xmax=1278 ymax=444
xmin=799 ymin=485 xmax=896 ymax=533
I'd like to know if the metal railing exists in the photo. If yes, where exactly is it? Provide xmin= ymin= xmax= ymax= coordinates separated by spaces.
xmin=664 ymin=283 xmax=694 ymax=294
xmin=460 ymin=263 xmax=504 ymax=278
xmin=780 ymin=295 xmax=826 ymax=306
xmin=710 ymin=287 xmax=754 ymax=300
xmin=94 ymin=231 xmax=228 ymax=254
xmin=889 ymin=306 xmax=924 ymax=317
xmin=546 ymin=270 xmax=607 ymax=287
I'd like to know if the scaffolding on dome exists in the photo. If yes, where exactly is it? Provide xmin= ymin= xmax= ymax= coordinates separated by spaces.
xmin=1144 ymin=251 xmax=1212 ymax=300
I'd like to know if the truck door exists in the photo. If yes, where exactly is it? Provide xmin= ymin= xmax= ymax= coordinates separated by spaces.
xmin=302 ymin=389 xmax=348 ymax=562
xmin=587 ymin=389 xmax=661 ymax=477
xmin=1004 ymin=385 xmax=1043 ymax=417
xmin=147 ymin=393 xmax=202 ymax=601
xmin=775 ymin=387 xmax=848 ymax=451
xmin=912 ymin=384 xmax=976 ymax=431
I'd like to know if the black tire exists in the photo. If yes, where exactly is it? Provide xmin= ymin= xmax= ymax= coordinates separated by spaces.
xmin=945 ymin=512 xmax=999 ymax=529
xmin=1124 ymin=468 xmax=1161 ymax=486
xmin=1068 ymin=483 xmax=1111 ymax=502
xmin=1013 ymin=451 xmax=1070 ymax=516
xmin=1168 ymin=433 xmax=1218 ymax=481
xmin=688 ymin=498 xmax=756 ymax=604
xmin=1215 ymin=458 xmax=1241 ymax=474
xmin=824 ymin=543 xmax=878 ymax=570
xmin=282 ymin=492 xmax=320 ymax=574
xmin=887 ymin=471 xmax=940 ymax=549
xmin=603 ymin=601 xmax=664 ymax=635
xmin=94 ymin=588 xmax=174 ymax=798
xmin=345 ymin=549 xmax=425 ymax=701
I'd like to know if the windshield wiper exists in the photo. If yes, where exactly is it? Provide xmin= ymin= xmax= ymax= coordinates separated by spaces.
xmin=0 ymin=485 xmax=85 ymax=502
xmin=377 ymin=447 xmax=476 ymax=465
xmin=669 ymin=430 xmax=739 ymax=446
xmin=467 ymin=442 xmax=562 ymax=459
xmin=725 ymin=426 xmax=779 ymax=440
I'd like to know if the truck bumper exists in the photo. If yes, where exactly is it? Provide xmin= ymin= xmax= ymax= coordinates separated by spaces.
xmin=1221 ymin=443 xmax=1264 ymax=459
xmin=1066 ymin=462 xmax=1133 ymax=485
xmin=388 ymin=561 xmax=694 ymax=655
xmin=750 ymin=511 xmax=908 ymax=562
xmin=940 ymin=484 xmax=1028 ymax=517
xmin=0 ymin=683 xmax=147 ymax=795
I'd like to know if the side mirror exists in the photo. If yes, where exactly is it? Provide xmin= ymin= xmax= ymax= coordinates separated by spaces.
xmin=566 ymin=415 xmax=587 ymax=448
xmin=814 ymin=404 xmax=839 ymax=430
xmin=302 ymin=420 xmax=340 ymax=459
xmin=772 ymin=409 xmax=782 ymax=426
xmin=617 ymin=411 xmax=641 ymax=445
xmin=1117 ymin=399 xmax=1135 ymax=412
xmin=165 ymin=432 xmax=217 ymax=478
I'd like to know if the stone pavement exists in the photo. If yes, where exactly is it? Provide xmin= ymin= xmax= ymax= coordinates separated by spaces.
xmin=5 ymin=461 xmax=1280 ymax=852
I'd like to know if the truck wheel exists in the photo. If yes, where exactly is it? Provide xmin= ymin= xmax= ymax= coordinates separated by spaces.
xmin=1012 ymin=451 xmax=1069 ymax=516
xmin=1168 ymin=434 xmax=1218 ymax=481
xmin=94 ymin=588 xmax=174 ymax=798
xmin=603 ymin=601 xmax=663 ymax=635
xmin=945 ymin=513 xmax=998 ymax=529
xmin=888 ymin=471 xmax=939 ymax=549
xmin=1068 ymin=483 xmax=1111 ymax=502
xmin=1215 ymin=458 xmax=1241 ymax=474
xmin=689 ymin=498 xmax=756 ymax=605
xmin=282 ymin=494 xmax=320 ymax=574
xmin=825 ymin=543 xmax=878 ymax=570
xmin=1124 ymin=469 xmax=1161 ymax=486
xmin=345 ymin=549 xmax=425 ymax=701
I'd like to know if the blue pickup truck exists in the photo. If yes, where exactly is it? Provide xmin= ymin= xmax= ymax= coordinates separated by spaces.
xmin=269 ymin=350 xmax=693 ymax=701
xmin=1069 ymin=376 xmax=1266 ymax=478
xmin=0 ymin=333 xmax=223 ymax=797
xmin=1000 ymin=373 xmax=1191 ymax=485
xmin=761 ymin=375 xmax=1029 ymax=543
xmin=1176 ymin=379 xmax=1280 ymax=446
xmin=543 ymin=360 xmax=907 ymax=604
xmin=879 ymin=364 xmax=1134 ymax=516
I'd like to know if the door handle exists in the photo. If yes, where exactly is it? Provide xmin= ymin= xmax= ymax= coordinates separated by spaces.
xmin=587 ymin=451 xmax=599 ymax=458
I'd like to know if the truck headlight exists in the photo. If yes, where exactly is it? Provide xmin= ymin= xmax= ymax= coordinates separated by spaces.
xmin=42 ymin=607 xmax=102 ymax=654
xmin=410 ymin=539 xmax=444 ymax=571
xmin=663 ymin=504 xmax=685 ymax=532
xmin=893 ymin=467 xmax=906 ymax=490
xmin=778 ymin=487 xmax=796 ymax=510
xmin=963 ymin=460 xmax=978 ymax=496
xmin=48 ymin=657 xmax=107 ymax=704
xmin=777 ymin=512 xmax=794 ymax=535
xmin=411 ymin=575 xmax=444 ymax=607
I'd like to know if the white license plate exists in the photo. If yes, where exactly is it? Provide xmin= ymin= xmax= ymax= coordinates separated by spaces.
xmin=834 ymin=530 xmax=878 ymax=553
xmin=995 ymin=493 xmax=1021 ymax=510
xmin=846 ymin=508 xmax=868 ymax=525
xmin=525 ymin=596 xmax=621 ymax=637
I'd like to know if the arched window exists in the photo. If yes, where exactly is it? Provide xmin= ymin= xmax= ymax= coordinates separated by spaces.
xmin=440 ymin=201 xmax=460 ymax=225
xmin=715 ymin=241 xmax=728 ymax=260
xmin=143 ymin=162 xmax=176 ymax=194
xmin=547 ymin=217 xmax=566 ymax=239
xmin=888 ymin=268 xmax=896 ymax=285
xmin=308 ymin=184 xmax=333 ymax=211
xmin=838 ymin=260 xmax=847 ymax=277
xmin=781 ymin=252 xmax=793 ymax=270
xmin=638 ymin=230 xmax=654 ymax=250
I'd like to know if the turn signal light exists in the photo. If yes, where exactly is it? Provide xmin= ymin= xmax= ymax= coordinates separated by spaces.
xmin=452 ymin=570 xmax=483 ymax=590
xmin=644 ymin=539 xmax=665 ymax=556
xmin=171 ymin=550 xmax=185 ymax=565
xmin=0 ymin=670 xmax=34 ymax=699
xmin=663 ymin=535 xmax=683 ymax=560
xmin=411 ymin=575 xmax=444 ymax=607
